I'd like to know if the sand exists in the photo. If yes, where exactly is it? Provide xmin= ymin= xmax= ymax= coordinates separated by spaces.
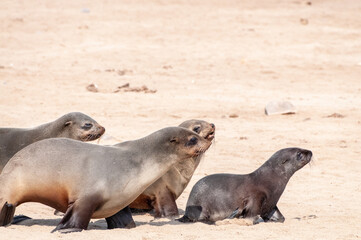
xmin=0 ymin=0 xmax=360 ymax=239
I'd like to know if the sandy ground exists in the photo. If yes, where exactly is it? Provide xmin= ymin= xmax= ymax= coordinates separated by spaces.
xmin=1 ymin=0 xmax=361 ymax=239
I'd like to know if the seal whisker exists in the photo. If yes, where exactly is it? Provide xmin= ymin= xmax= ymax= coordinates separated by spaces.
xmin=86 ymin=134 xmax=93 ymax=141
xmin=308 ymin=155 xmax=316 ymax=168
xmin=211 ymin=138 xmax=216 ymax=147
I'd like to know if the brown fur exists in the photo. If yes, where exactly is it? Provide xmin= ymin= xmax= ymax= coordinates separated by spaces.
xmin=0 ymin=127 xmax=211 ymax=232
xmin=128 ymin=119 xmax=215 ymax=218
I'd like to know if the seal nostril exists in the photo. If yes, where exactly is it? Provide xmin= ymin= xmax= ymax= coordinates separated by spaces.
xmin=210 ymin=123 xmax=215 ymax=129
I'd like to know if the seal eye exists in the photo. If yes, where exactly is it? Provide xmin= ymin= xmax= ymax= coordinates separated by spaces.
xmin=192 ymin=126 xmax=201 ymax=133
xmin=82 ymin=123 xmax=93 ymax=130
xmin=186 ymin=136 xmax=198 ymax=146
xmin=296 ymin=152 xmax=303 ymax=160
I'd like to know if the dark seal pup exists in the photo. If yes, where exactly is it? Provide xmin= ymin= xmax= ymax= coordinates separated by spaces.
xmin=0 ymin=127 xmax=211 ymax=233
xmin=0 ymin=112 xmax=105 ymax=172
xmin=177 ymin=148 xmax=312 ymax=223
xmin=128 ymin=119 xmax=215 ymax=218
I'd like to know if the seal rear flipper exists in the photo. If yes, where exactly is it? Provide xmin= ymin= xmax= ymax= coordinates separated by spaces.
xmin=0 ymin=202 xmax=16 ymax=226
xmin=12 ymin=215 xmax=31 ymax=224
xmin=106 ymin=206 xmax=136 ymax=229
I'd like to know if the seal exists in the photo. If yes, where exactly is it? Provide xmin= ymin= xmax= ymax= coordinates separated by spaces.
xmin=0 ymin=127 xmax=212 ymax=233
xmin=0 ymin=112 xmax=105 ymax=172
xmin=128 ymin=119 xmax=215 ymax=218
xmin=177 ymin=147 xmax=312 ymax=223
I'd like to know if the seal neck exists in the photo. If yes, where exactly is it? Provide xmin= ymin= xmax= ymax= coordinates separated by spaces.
xmin=175 ymin=154 xmax=203 ymax=184
xmin=250 ymin=162 xmax=293 ymax=199
xmin=30 ymin=120 xmax=63 ymax=141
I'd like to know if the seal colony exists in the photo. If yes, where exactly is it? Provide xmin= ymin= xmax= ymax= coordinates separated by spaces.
xmin=0 ymin=127 xmax=212 ymax=233
xmin=0 ymin=112 xmax=105 ymax=172
xmin=128 ymin=119 xmax=215 ymax=218
xmin=177 ymin=148 xmax=312 ymax=223
xmin=0 ymin=114 xmax=314 ymax=233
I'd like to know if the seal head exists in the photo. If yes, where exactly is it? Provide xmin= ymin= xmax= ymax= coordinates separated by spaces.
xmin=55 ymin=112 xmax=105 ymax=141
xmin=0 ymin=112 xmax=105 ymax=172
xmin=179 ymin=119 xmax=215 ymax=141
xmin=128 ymin=119 xmax=215 ymax=218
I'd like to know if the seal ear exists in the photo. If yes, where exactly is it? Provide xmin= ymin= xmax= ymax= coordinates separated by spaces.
xmin=64 ymin=121 xmax=72 ymax=127
xmin=281 ymin=159 xmax=289 ymax=164
xmin=170 ymin=137 xmax=179 ymax=143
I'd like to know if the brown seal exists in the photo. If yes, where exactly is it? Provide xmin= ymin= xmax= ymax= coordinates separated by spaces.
xmin=177 ymin=148 xmax=312 ymax=223
xmin=128 ymin=119 xmax=215 ymax=218
xmin=0 ymin=127 xmax=212 ymax=233
xmin=0 ymin=112 xmax=105 ymax=172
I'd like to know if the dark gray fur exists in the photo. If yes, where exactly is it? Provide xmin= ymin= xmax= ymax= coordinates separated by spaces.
xmin=178 ymin=148 xmax=312 ymax=223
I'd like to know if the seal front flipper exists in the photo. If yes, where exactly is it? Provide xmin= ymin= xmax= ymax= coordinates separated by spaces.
xmin=105 ymin=206 xmax=136 ymax=229
xmin=153 ymin=187 xmax=179 ymax=218
xmin=0 ymin=202 xmax=16 ymax=226
xmin=228 ymin=197 xmax=254 ymax=219
xmin=176 ymin=215 xmax=192 ymax=223
xmin=52 ymin=196 xmax=101 ymax=233
xmin=228 ymin=207 xmax=247 ymax=219
xmin=12 ymin=214 xmax=31 ymax=224
xmin=176 ymin=205 xmax=202 ymax=223
xmin=252 ymin=216 xmax=265 ymax=224
xmin=228 ymin=208 xmax=239 ymax=219
xmin=264 ymin=206 xmax=285 ymax=223
xmin=130 ymin=208 xmax=152 ymax=214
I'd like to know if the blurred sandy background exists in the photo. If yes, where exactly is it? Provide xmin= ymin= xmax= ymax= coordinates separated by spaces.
xmin=0 ymin=0 xmax=360 ymax=239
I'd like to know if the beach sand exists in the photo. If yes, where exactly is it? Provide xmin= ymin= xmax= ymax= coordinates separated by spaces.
xmin=0 ymin=0 xmax=360 ymax=239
